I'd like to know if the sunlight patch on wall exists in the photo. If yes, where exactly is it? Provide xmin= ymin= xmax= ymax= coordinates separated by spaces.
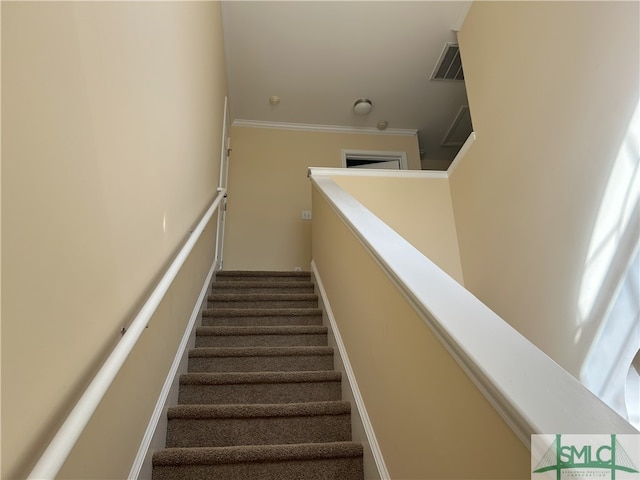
xmin=577 ymin=103 xmax=639 ymax=326
xmin=578 ymin=102 xmax=640 ymax=428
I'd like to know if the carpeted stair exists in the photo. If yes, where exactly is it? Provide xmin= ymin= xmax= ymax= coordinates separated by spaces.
xmin=152 ymin=271 xmax=364 ymax=480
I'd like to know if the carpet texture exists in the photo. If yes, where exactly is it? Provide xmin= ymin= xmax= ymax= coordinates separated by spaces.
xmin=152 ymin=271 xmax=364 ymax=479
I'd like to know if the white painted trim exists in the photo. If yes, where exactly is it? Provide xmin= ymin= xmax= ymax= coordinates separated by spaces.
xmin=232 ymin=119 xmax=417 ymax=137
xmin=451 ymin=1 xmax=473 ymax=32
xmin=309 ymin=174 xmax=638 ymax=449
xmin=128 ymin=260 xmax=217 ymax=480
xmin=215 ymin=97 xmax=230 ymax=271
xmin=218 ymin=96 xmax=229 ymax=189
xmin=311 ymin=261 xmax=390 ymax=480
xmin=447 ymin=131 xmax=476 ymax=177
xmin=308 ymin=167 xmax=448 ymax=179
xmin=341 ymin=149 xmax=408 ymax=170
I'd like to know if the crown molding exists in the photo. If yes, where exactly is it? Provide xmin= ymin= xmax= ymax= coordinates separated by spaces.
xmin=232 ymin=119 xmax=418 ymax=137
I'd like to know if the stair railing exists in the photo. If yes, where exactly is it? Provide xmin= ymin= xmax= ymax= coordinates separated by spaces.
xmin=27 ymin=187 xmax=228 ymax=480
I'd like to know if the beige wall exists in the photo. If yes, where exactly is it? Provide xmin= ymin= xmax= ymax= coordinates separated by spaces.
xmin=1 ymin=2 xmax=227 ymax=478
xmin=332 ymin=175 xmax=464 ymax=284
xmin=224 ymin=126 xmax=420 ymax=270
xmin=312 ymin=186 xmax=530 ymax=479
xmin=453 ymin=1 xmax=639 ymax=377
xmin=59 ymin=223 xmax=218 ymax=479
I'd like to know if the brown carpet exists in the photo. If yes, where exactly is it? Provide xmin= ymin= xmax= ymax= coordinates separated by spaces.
xmin=152 ymin=271 xmax=364 ymax=479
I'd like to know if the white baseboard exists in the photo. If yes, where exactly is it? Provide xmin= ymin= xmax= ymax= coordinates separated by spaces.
xmin=310 ymin=261 xmax=389 ymax=480
xmin=128 ymin=260 xmax=218 ymax=480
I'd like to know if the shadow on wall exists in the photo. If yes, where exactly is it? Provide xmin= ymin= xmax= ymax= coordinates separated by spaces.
xmin=577 ymin=102 xmax=640 ymax=428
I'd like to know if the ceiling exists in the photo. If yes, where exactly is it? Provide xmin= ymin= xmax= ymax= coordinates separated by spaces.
xmin=221 ymin=1 xmax=473 ymax=168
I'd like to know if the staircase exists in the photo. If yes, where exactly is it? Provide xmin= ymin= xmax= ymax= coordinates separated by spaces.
xmin=152 ymin=271 xmax=364 ymax=480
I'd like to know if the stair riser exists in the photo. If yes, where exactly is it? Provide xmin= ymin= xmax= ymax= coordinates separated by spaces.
xmin=166 ymin=414 xmax=351 ymax=447
xmin=178 ymin=381 xmax=342 ymax=405
xmin=208 ymin=300 xmax=318 ymax=309
xmin=152 ymin=456 xmax=363 ymax=480
xmin=195 ymin=334 xmax=328 ymax=348
xmin=202 ymin=316 xmax=322 ymax=327
xmin=188 ymin=355 xmax=334 ymax=372
xmin=212 ymin=286 xmax=315 ymax=294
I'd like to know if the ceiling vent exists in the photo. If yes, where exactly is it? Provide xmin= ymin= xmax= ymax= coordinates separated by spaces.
xmin=431 ymin=43 xmax=464 ymax=81
xmin=441 ymin=106 xmax=473 ymax=147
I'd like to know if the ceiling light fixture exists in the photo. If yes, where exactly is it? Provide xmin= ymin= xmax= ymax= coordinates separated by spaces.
xmin=377 ymin=120 xmax=388 ymax=130
xmin=269 ymin=96 xmax=281 ymax=105
xmin=353 ymin=98 xmax=373 ymax=115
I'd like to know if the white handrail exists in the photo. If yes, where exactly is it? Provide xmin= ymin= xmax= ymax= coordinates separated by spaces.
xmin=28 ymin=188 xmax=227 ymax=480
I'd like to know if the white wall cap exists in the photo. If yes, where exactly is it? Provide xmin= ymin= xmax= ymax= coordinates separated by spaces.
xmin=309 ymin=174 xmax=639 ymax=449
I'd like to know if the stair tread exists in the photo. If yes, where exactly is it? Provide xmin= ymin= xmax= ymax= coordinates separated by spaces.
xmin=203 ymin=308 xmax=322 ymax=317
xmin=153 ymin=441 xmax=363 ymax=465
xmin=217 ymin=270 xmax=311 ymax=277
xmin=180 ymin=371 xmax=341 ymax=385
xmin=208 ymin=293 xmax=318 ymax=301
xmin=196 ymin=325 xmax=327 ymax=336
xmin=189 ymin=346 xmax=332 ymax=358
xmin=213 ymin=281 xmax=313 ymax=288
xmin=168 ymin=401 xmax=350 ymax=419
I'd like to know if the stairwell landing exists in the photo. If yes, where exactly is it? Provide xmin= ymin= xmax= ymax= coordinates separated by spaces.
xmin=152 ymin=271 xmax=364 ymax=480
